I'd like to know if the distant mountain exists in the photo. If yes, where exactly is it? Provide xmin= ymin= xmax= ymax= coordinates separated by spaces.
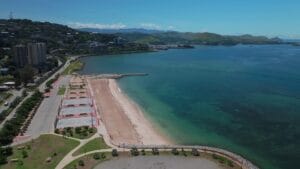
xmin=116 ymin=31 xmax=283 ymax=45
xmin=78 ymin=28 xmax=283 ymax=45
xmin=78 ymin=28 xmax=165 ymax=34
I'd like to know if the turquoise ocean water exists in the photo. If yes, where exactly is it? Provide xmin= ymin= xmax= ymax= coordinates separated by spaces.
xmin=80 ymin=45 xmax=300 ymax=169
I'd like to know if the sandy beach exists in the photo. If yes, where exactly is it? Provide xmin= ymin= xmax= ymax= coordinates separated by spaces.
xmin=88 ymin=78 xmax=169 ymax=145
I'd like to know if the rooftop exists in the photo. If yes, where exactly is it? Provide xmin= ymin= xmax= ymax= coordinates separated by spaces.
xmin=60 ymin=106 xmax=94 ymax=116
xmin=56 ymin=116 xmax=97 ymax=128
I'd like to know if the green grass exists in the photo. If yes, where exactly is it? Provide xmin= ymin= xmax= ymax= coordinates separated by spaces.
xmin=64 ymin=152 xmax=112 ymax=169
xmin=0 ymin=92 xmax=12 ymax=105
xmin=0 ymin=134 xmax=80 ymax=169
xmin=73 ymin=137 xmax=110 ymax=156
xmin=57 ymin=86 xmax=66 ymax=95
xmin=62 ymin=60 xmax=84 ymax=75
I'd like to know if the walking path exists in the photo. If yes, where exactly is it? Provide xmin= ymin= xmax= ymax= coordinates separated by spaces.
xmin=55 ymin=133 xmax=112 ymax=169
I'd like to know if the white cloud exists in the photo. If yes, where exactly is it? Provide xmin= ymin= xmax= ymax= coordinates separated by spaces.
xmin=68 ymin=22 xmax=127 ymax=29
xmin=140 ymin=23 xmax=161 ymax=30
xmin=167 ymin=25 xmax=175 ymax=30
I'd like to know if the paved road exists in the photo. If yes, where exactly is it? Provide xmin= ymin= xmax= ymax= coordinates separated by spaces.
xmin=25 ymin=75 xmax=70 ymax=139
xmin=0 ymin=91 xmax=33 ymax=129
xmin=0 ymin=56 xmax=75 ymax=130
xmin=0 ymin=89 xmax=24 ymax=114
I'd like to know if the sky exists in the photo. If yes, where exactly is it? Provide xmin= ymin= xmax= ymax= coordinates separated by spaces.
xmin=0 ymin=0 xmax=300 ymax=38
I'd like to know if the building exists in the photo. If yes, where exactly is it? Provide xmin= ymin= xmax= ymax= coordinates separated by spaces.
xmin=13 ymin=44 xmax=28 ymax=67
xmin=27 ymin=42 xmax=46 ymax=65
xmin=13 ymin=43 xmax=47 ymax=67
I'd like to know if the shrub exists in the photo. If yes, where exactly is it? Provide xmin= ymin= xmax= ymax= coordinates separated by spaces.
xmin=93 ymin=153 xmax=100 ymax=160
xmin=75 ymin=127 xmax=81 ymax=134
xmin=22 ymin=150 xmax=28 ymax=158
xmin=152 ymin=148 xmax=159 ymax=155
xmin=191 ymin=148 xmax=199 ymax=156
xmin=112 ymin=149 xmax=118 ymax=157
xmin=54 ymin=128 xmax=60 ymax=134
xmin=130 ymin=148 xmax=139 ymax=156
xmin=181 ymin=148 xmax=187 ymax=157
xmin=88 ymin=127 xmax=94 ymax=133
xmin=141 ymin=149 xmax=146 ymax=155
xmin=171 ymin=148 xmax=179 ymax=155
xmin=78 ymin=160 xmax=84 ymax=166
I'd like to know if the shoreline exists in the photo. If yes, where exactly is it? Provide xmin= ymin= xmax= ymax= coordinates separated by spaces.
xmin=88 ymin=78 xmax=170 ymax=145
xmin=109 ymin=79 xmax=172 ymax=145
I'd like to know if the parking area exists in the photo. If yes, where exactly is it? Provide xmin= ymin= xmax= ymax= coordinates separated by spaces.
xmin=25 ymin=75 xmax=71 ymax=139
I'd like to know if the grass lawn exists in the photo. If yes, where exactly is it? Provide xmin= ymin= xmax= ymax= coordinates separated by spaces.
xmin=64 ymin=152 xmax=112 ymax=169
xmin=73 ymin=137 xmax=110 ymax=156
xmin=62 ymin=60 xmax=83 ymax=75
xmin=57 ymin=86 xmax=66 ymax=95
xmin=0 ymin=134 xmax=80 ymax=169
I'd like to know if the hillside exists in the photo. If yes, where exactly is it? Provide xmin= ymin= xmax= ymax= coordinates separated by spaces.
xmin=0 ymin=19 xmax=149 ymax=56
xmin=117 ymin=31 xmax=282 ymax=45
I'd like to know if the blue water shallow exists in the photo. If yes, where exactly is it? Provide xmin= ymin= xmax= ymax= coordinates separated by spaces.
xmin=80 ymin=45 xmax=300 ymax=169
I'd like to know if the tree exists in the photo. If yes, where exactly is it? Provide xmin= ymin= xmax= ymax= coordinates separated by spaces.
xmin=141 ymin=149 xmax=146 ymax=156
xmin=171 ymin=148 xmax=179 ymax=155
xmin=93 ymin=153 xmax=100 ymax=160
xmin=112 ymin=149 xmax=118 ymax=157
xmin=152 ymin=148 xmax=159 ymax=155
xmin=181 ymin=148 xmax=187 ymax=157
xmin=191 ymin=148 xmax=199 ymax=156
xmin=19 ymin=65 xmax=35 ymax=86
xmin=130 ymin=147 xmax=139 ymax=156
xmin=78 ymin=160 xmax=84 ymax=166
xmin=75 ymin=127 xmax=81 ymax=134
xmin=22 ymin=150 xmax=28 ymax=158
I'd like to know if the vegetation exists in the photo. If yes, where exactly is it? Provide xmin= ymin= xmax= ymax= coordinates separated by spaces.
xmin=118 ymin=31 xmax=282 ymax=45
xmin=171 ymin=148 xmax=179 ymax=155
xmin=0 ymin=91 xmax=43 ymax=147
xmin=152 ymin=148 xmax=159 ymax=155
xmin=64 ymin=152 xmax=111 ymax=169
xmin=130 ymin=147 xmax=139 ymax=156
xmin=73 ymin=137 xmax=110 ymax=156
xmin=111 ymin=149 xmax=118 ymax=157
xmin=0 ymin=75 xmax=14 ymax=84
xmin=0 ymin=96 xmax=23 ymax=124
xmin=0 ymin=134 xmax=79 ymax=169
xmin=212 ymin=153 xmax=235 ymax=167
xmin=191 ymin=148 xmax=200 ymax=156
xmin=57 ymin=85 xmax=66 ymax=95
xmin=0 ymin=92 xmax=12 ymax=105
xmin=62 ymin=60 xmax=84 ymax=75
xmin=45 ymin=74 xmax=60 ymax=89
xmin=55 ymin=126 xmax=97 ymax=139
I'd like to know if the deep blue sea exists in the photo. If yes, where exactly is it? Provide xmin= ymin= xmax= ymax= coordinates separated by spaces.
xmin=80 ymin=45 xmax=300 ymax=169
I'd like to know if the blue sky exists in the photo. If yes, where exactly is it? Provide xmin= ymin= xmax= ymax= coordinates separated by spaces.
xmin=0 ymin=0 xmax=300 ymax=38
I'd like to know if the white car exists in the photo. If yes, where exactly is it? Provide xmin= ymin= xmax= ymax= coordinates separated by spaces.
xmin=4 ymin=101 xmax=9 ymax=106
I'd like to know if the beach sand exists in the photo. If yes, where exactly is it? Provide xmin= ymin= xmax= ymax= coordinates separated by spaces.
xmin=88 ymin=78 xmax=169 ymax=145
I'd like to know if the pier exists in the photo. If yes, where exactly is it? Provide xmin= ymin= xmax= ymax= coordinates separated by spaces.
xmin=87 ymin=73 xmax=148 ymax=79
